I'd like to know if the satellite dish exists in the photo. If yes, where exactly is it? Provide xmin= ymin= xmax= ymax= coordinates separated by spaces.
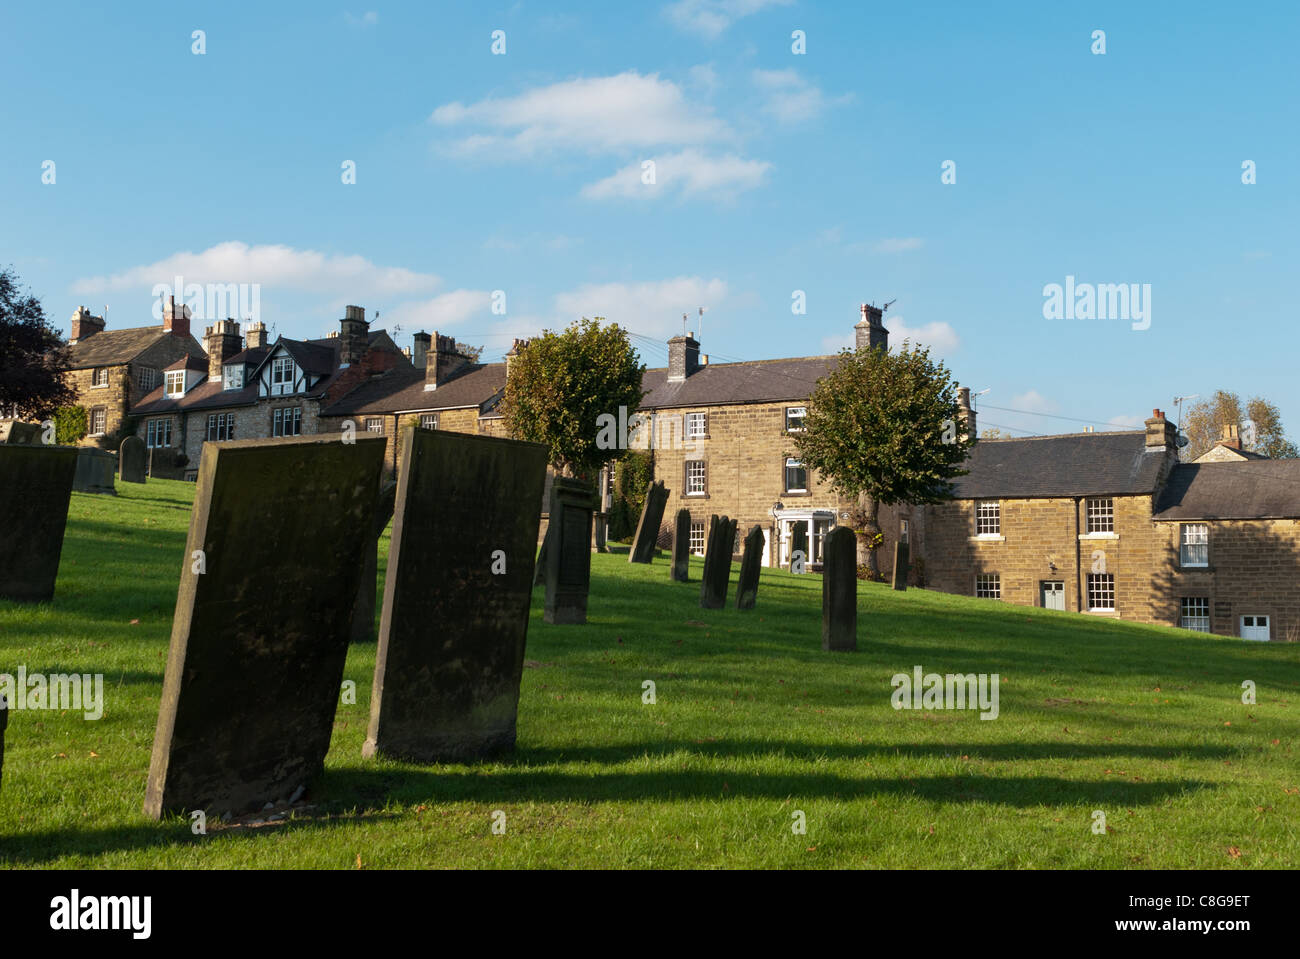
xmin=1176 ymin=432 xmax=1190 ymax=449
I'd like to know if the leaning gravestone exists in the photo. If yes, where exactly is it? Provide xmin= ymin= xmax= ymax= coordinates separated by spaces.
xmin=735 ymin=524 xmax=764 ymax=610
xmin=350 ymin=479 xmax=398 ymax=644
xmin=144 ymin=435 xmax=387 ymax=819
xmin=72 ymin=448 xmax=116 ymax=495
xmin=822 ymin=526 xmax=858 ymax=652
xmin=0 ymin=445 xmax=80 ymax=602
xmin=891 ymin=540 xmax=910 ymax=592
xmin=119 ymin=435 xmax=146 ymax=484
xmin=629 ymin=480 xmax=669 ymax=563
xmin=670 ymin=508 xmax=691 ymax=582
xmin=699 ymin=514 xmax=737 ymax=610
xmin=363 ymin=428 xmax=547 ymax=763
xmin=0 ymin=420 xmax=43 ymax=445
xmin=544 ymin=477 xmax=596 ymax=625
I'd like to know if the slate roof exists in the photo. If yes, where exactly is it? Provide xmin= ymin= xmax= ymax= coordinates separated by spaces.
xmin=65 ymin=326 xmax=203 ymax=370
xmin=323 ymin=363 xmax=507 ymax=416
xmin=639 ymin=356 xmax=839 ymax=410
xmin=950 ymin=431 xmax=1168 ymax=499
xmin=1153 ymin=461 xmax=1300 ymax=520
xmin=226 ymin=345 xmax=270 ymax=367
xmin=131 ymin=381 xmax=260 ymax=415
xmin=164 ymin=354 xmax=208 ymax=372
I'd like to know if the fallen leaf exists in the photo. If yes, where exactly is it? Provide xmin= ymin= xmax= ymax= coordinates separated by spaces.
xmin=129 ymin=619 xmax=140 ymax=625
xmin=1227 ymin=846 xmax=1241 ymax=859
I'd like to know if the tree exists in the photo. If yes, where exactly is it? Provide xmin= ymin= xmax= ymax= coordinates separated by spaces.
xmin=793 ymin=342 xmax=974 ymax=577
xmin=53 ymin=405 xmax=87 ymax=445
xmin=500 ymin=317 xmax=645 ymax=482
xmin=1245 ymin=397 xmax=1299 ymax=459
xmin=980 ymin=427 xmax=1007 ymax=439
xmin=1182 ymin=390 xmax=1297 ymax=460
xmin=0 ymin=266 xmax=74 ymax=419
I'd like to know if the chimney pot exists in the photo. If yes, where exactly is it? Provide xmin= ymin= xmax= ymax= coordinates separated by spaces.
xmin=666 ymin=332 xmax=700 ymax=383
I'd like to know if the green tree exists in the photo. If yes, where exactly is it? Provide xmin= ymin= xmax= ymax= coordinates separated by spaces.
xmin=1245 ymin=397 xmax=1299 ymax=459
xmin=53 ymin=405 xmax=87 ymax=445
xmin=1182 ymin=390 xmax=1297 ymax=459
xmin=500 ymin=317 xmax=645 ymax=482
xmin=793 ymin=343 xmax=974 ymax=577
xmin=0 ymin=266 xmax=75 ymax=419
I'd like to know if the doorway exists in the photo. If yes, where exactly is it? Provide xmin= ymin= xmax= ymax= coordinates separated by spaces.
xmin=1040 ymin=581 xmax=1065 ymax=611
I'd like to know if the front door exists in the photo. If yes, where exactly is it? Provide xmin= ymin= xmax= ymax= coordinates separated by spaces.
xmin=1041 ymin=581 xmax=1065 ymax=611
xmin=1240 ymin=615 xmax=1270 ymax=641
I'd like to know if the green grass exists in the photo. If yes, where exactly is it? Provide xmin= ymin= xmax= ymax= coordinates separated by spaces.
xmin=2 ymin=478 xmax=1298 ymax=868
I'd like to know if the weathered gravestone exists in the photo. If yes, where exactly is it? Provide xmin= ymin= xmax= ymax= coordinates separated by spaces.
xmin=144 ymin=435 xmax=387 ymax=818
xmin=0 ymin=694 xmax=7 ymax=792
xmin=544 ymin=476 xmax=596 ymax=625
xmin=670 ymin=508 xmax=691 ymax=582
xmin=699 ymin=514 xmax=737 ymax=610
xmin=891 ymin=540 xmax=910 ymax=592
xmin=72 ymin=447 xmax=116 ymax=495
xmin=119 ymin=435 xmax=146 ymax=484
xmin=0 ymin=445 xmax=80 ymax=602
xmin=735 ymin=524 xmax=764 ymax=610
xmin=350 ymin=479 xmax=398 ymax=644
xmin=790 ymin=521 xmax=808 ymax=572
xmin=822 ymin=526 xmax=858 ymax=652
xmin=629 ymin=480 xmax=669 ymax=563
xmin=363 ymin=428 xmax=548 ymax=763
xmin=0 ymin=420 xmax=43 ymax=445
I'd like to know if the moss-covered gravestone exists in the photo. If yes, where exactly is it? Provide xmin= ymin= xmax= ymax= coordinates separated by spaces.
xmin=629 ymin=480 xmax=669 ymax=563
xmin=892 ymin=540 xmax=910 ymax=592
xmin=700 ymin=514 xmax=737 ymax=610
xmin=735 ymin=524 xmax=764 ymax=610
xmin=119 ymin=435 xmax=146 ymax=484
xmin=144 ymin=435 xmax=387 ymax=819
xmin=363 ymin=428 xmax=548 ymax=763
xmin=670 ymin=508 xmax=691 ymax=582
xmin=543 ymin=476 xmax=595 ymax=625
xmin=0 ymin=444 xmax=80 ymax=602
xmin=822 ymin=526 xmax=858 ymax=651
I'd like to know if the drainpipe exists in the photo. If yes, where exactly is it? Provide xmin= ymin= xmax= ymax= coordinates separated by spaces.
xmin=1074 ymin=497 xmax=1083 ymax=612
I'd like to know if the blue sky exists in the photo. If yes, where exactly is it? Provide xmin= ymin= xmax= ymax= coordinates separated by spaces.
xmin=5 ymin=1 xmax=1297 ymax=437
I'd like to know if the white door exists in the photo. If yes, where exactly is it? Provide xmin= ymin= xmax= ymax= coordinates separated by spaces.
xmin=1240 ymin=615 xmax=1270 ymax=641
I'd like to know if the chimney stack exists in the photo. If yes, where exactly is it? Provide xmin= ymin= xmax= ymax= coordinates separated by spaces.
xmin=667 ymin=332 xmax=700 ymax=383
xmin=1217 ymin=423 xmax=1242 ymax=450
xmin=424 ymin=331 xmax=469 ymax=390
xmin=69 ymin=305 xmax=105 ymax=344
xmin=1144 ymin=408 xmax=1177 ymax=450
xmin=505 ymin=338 xmax=529 ymax=380
xmin=412 ymin=331 xmax=431 ymax=370
xmin=956 ymin=385 xmax=975 ymax=440
xmin=162 ymin=296 xmax=191 ymax=338
xmin=244 ymin=320 xmax=267 ymax=350
xmin=855 ymin=303 xmax=888 ymax=352
xmin=204 ymin=319 xmax=243 ymax=382
xmin=338 ymin=305 xmax=369 ymax=367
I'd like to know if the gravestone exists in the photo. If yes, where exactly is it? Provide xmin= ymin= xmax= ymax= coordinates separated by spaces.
xmin=144 ymin=435 xmax=387 ymax=819
xmin=790 ymin=521 xmax=808 ymax=572
xmin=822 ymin=526 xmax=858 ymax=652
xmin=699 ymin=514 xmax=737 ymax=610
xmin=892 ymin=540 xmax=910 ymax=592
xmin=0 ymin=445 xmax=80 ymax=602
xmin=0 ymin=694 xmax=8 ymax=792
xmin=0 ymin=420 xmax=43 ymax=445
xmin=364 ymin=428 xmax=548 ymax=763
xmin=72 ymin=448 xmax=116 ymax=495
xmin=629 ymin=480 xmax=669 ymax=563
xmin=350 ymin=479 xmax=398 ymax=644
xmin=735 ymin=524 xmax=764 ymax=610
xmin=670 ymin=508 xmax=691 ymax=582
xmin=544 ymin=477 xmax=596 ymax=625
xmin=119 ymin=435 xmax=146 ymax=484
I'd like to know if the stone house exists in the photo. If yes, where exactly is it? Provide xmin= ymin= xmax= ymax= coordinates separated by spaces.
xmin=59 ymin=301 xmax=206 ymax=447
xmin=1192 ymin=424 xmax=1268 ymax=463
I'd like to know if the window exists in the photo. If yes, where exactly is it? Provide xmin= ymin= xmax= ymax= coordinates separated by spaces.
xmin=420 ymin=413 xmax=438 ymax=430
xmin=165 ymin=371 xmax=185 ymax=396
xmin=91 ymin=367 xmax=109 ymax=387
xmin=89 ymin=407 xmax=107 ymax=435
xmin=685 ymin=412 xmax=707 ymax=438
xmin=1087 ymin=573 xmax=1115 ymax=611
xmin=365 ymin=418 xmax=384 ymax=434
xmin=784 ymin=457 xmax=808 ymax=493
xmin=273 ymin=407 xmax=302 ymax=437
xmin=785 ymin=406 xmax=807 ymax=432
xmin=689 ymin=522 xmax=705 ymax=556
xmin=146 ymin=418 xmax=171 ymax=448
xmin=975 ymin=573 xmax=1001 ymax=599
xmin=223 ymin=365 xmax=244 ymax=390
xmin=1180 ymin=523 xmax=1208 ymax=567
xmin=206 ymin=413 xmax=235 ymax=442
xmin=1086 ymin=498 xmax=1114 ymax=533
xmin=976 ymin=501 xmax=1000 ymax=535
xmin=1180 ymin=597 xmax=1210 ymax=632
xmin=136 ymin=367 xmax=159 ymax=392
xmin=685 ymin=459 xmax=706 ymax=495
xmin=271 ymin=357 xmax=294 ymax=394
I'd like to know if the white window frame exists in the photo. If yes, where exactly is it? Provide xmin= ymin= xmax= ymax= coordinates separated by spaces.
xmin=146 ymin=418 xmax=171 ymax=449
xmin=273 ymin=407 xmax=302 ymax=438
xmin=223 ymin=364 xmax=244 ymax=390
xmin=685 ymin=459 xmax=706 ymax=496
xmin=420 ymin=413 xmax=438 ymax=430
xmin=1179 ymin=523 xmax=1208 ymax=568
xmin=1086 ymin=497 xmax=1115 ymax=534
xmin=784 ymin=457 xmax=807 ymax=494
xmin=975 ymin=573 xmax=1001 ymax=599
xmin=136 ymin=367 xmax=159 ymax=392
xmin=89 ymin=407 xmax=107 ymax=436
xmin=976 ymin=500 xmax=1000 ymax=536
xmin=365 ymin=418 xmax=384 ymax=434
xmin=271 ymin=356 xmax=295 ymax=395
xmin=165 ymin=370 xmax=185 ymax=397
xmin=1087 ymin=573 xmax=1115 ymax=611
xmin=685 ymin=412 xmax=707 ymax=439
xmin=785 ymin=406 xmax=807 ymax=433
xmin=1180 ymin=597 xmax=1210 ymax=632
xmin=689 ymin=521 xmax=705 ymax=556
xmin=91 ymin=367 xmax=109 ymax=387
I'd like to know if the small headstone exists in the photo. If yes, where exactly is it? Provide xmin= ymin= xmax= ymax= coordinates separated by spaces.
xmin=699 ymin=514 xmax=737 ymax=610
xmin=670 ymin=508 xmax=691 ymax=582
xmin=822 ymin=526 xmax=858 ymax=652
xmin=350 ymin=479 xmax=398 ymax=644
xmin=119 ymin=435 xmax=146 ymax=484
xmin=0 ymin=445 xmax=80 ymax=602
xmin=144 ymin=435 xmax=387 ymax=819
xmin=0 ymin=420 xmax=43 ymax=445
xmin=735 ymin=524 xmax=764 ymax=610
xmin=891 ymin=540 xmax=910 ymax=592
xmin=790 ymin=521 xmax=808 ymax=572
xmin=593 ymin=512 xmax=608 ymax=552
xmin=364 ymin=428 xmax=548 ymax=763
xmin=629 ymin=480 xmax=669 ymax=563
xmin=545 ymin=477 xmax=595 ymax=625
xmin=72 ymin=447 xmax=116 ymax=495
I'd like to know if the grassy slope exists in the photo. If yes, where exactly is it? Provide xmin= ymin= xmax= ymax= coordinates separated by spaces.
xmin=1 ymin=478 xmax=1298 ymax=869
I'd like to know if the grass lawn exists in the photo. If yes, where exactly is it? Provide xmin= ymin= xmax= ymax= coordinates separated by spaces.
xmin=1 ymin=478 xmax=1298 ymax=869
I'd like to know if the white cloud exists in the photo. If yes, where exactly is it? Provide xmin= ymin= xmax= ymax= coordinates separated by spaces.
xmin=553 ymin=276 xmax=729 ymax=339
xmin=887 ymin=315 xmax=961 ymax=354
xmin=385 ymin=290 xmax=494 ymax=331
xmin=752 ymin=68 xmax=838 ymax=123
xmin=581 ymin=149 xmax=770 ymax=200
xmin=345 ymin=11 xmax=378 ymax=26
xmin=665 ymin=0 xmax=792 ymax=38
xmin=1009 ymin=390 xmax=1060 ymax=415
xmin=71 ymin=241 xmax=440 ymax=298
xmin=431 ymin=71 xmax=730 ymax=155
xmin=872 ymin=237 xmax=924 ymax=254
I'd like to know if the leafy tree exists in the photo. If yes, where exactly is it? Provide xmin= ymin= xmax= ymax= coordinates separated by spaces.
xmin=0 ymin=266 xmax=74 ymax=419
xmin=53 ymin=405 xmax=87 ymax=445
xmin=1244 ymin=397 xmax=1299 ymax=459
xmin=793 ymin=342 xmax=974 ymax=577
xmin=1182 ymin=390 xmax=1297 ymax=459
xmin=980 ymin=427 xmax=1006 ymax=439
xmin=608 ymin=450 xmax=655 ymax=541
xmin=500 ymin=317 xmax=645 ymax=482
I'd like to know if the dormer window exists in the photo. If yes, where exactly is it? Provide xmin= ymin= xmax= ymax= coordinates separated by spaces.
xmin=271 ymin=357 xmax=294 ymax=395
xmin=223 ymin=364 xmax=244 ymax=390
xmin=165 ymin=371 xmax=185 ymax=397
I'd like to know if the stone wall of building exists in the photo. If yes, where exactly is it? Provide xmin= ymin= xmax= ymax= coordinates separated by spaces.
xmin=65 ymin=364 xmax=132 ymax=448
